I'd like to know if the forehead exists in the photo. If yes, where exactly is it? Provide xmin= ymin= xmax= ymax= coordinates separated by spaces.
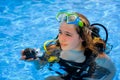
xmin=59 ymin=22 xmax=77 ymax=32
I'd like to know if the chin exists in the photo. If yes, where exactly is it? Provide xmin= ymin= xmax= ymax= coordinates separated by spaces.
xmin=61 ymin=47 xmax=70 ymax=51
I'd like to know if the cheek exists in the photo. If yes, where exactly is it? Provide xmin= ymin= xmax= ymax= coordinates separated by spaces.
xmin=68 ymin=38 xmax=80 ymax=46
xmin=71 ymin=40 xmax=80 ymax=46
xmin=72 ymin=37 xmax=82 ymax=45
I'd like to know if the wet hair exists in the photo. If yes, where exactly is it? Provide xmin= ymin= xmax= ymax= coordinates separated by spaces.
xmin=74 ymin=13 xmax=91 ymax=47
xmin=90 ymin=24 xmax=107 ymax=53
xmin=93 ymin=37 xmax=106 ymax=53
xmin=76 ymin=13 xmax=90 ymax=27
xmin=74 ymin=13 xmax=99 ymax=55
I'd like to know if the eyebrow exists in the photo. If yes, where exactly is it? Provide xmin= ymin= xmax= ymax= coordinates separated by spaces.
xmin=59 ymin=29 xmax=72 ymax=35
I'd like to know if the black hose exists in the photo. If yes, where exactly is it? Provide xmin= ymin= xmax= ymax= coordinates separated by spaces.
xmin=91 ymin=23 xmax=108 ymax=43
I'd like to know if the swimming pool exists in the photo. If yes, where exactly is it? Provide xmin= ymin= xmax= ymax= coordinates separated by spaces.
xmin=0 ymin=0 xmax=120 ymax=80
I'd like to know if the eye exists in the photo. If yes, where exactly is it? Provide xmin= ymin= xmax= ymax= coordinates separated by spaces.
xmin=65 ymin=33 xmax=72 ymax=37
xmin=58 ymin=30 xmax=62 ymax=34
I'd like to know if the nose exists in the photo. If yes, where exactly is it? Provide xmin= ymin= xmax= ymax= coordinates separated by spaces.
xmin=58 ymin=34 xmax=66 ymax=42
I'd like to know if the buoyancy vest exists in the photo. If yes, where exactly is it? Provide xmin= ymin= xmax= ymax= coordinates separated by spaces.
xmin=48 ymin=48 xmax=97 ymax=80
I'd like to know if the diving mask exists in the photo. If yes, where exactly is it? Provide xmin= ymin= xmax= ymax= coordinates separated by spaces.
xmin=56 ymin=12 xmax=84 ymax=27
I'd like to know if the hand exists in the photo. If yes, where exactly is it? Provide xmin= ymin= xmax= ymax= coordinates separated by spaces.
xmin=20 ymin=48 xmax=37 ymax=61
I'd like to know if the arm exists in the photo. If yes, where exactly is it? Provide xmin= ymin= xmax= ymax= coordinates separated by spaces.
xmin=96 ymin=54 xmax=116 ymax=80
xmin=20 ymin=48 xmax=48 ymax=69
xmin=20 ymin=46 xmax=61 ymax=70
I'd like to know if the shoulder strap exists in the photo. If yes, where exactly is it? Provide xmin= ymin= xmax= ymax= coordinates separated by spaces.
xmin=81 ymin=48 xmax=96 ymax=77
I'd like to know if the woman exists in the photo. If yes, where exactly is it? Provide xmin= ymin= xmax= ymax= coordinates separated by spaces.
xmin=21 ymin=11 xmax=116 ymax=80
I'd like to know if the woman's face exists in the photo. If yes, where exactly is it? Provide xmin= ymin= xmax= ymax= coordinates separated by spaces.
xmin=58 ymin=22 xmax=83 ymax=51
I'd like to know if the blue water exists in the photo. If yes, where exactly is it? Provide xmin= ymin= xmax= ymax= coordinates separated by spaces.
xmin=0 ymin=0 xmax=120 ymax=80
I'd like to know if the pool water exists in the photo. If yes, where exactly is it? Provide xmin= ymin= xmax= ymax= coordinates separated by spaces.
xmin=0 ymin=0 xmax=120 ymax=80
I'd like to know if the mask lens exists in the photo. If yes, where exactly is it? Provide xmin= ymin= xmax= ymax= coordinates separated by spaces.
xmin=56 ymin=12 xmax=83 ymax=27
xmin=67 ymin=15 xmax=77 ymax=23
xmin=57 ymin=13 xmax=67 ymax=22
